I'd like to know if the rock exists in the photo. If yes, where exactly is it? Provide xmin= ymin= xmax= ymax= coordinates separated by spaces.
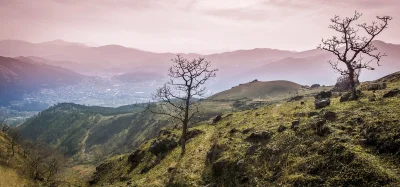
xmin=359 ymin=139 xmax=367 ymax=145
xmin=235 ymin=159 xmax=246 ymax=173
xmin=352 ymin=117 xmax=364 ymax=124
xmin=186 ymin=129 xmax=203 ymax=141
xmin=246 ymin=145 xmax=258 ymax=156
xmin=383 ymin=88 xmax=400 ymax=98
xmin=363 ymin=82 xmax=387 ymax=91
xmin=168 ymin=166 xmax=176 ymax=173
xmin=314 ymin=99 xmax=330 ymax=109
xmin=311 ymin=119 xmax=330 ymax=136
xmin=230 ymin=128 xmax=238 ymax=134
xmin=128 ymin=149 xmax=145 ymax=170
xmin=212 ymin=115 xmax=222 ymax=124
xmin=119 ymin=175 xmax=129 ymax=181
xmin=314 ymin=91 xmax=332 ymax=99
xmin=245 ymin=131 xmax=272 ymax=141
xmin=323 ymin=111 xmax=337 ymax=121
xmin=311 ymin=84 xmax=321 ymax=88
xmin=369 ymin=96 xmax=376 ymax=102
xmin=291 ymin=120 xmax=300 ymax=130
xmin=340 ymin=92 xmax=352 ymax=102
xmin=277 ymin=125 xmax=287 ymax=132
xmin=288 ymin=95 xmax=304 ymax=102
xmin=242 ymin=128 xmax=252 ymax=134
xmin=212 ymin=159 xmax=230 ymax=177
xmin=149 ymin=138 xmax=177 ymax=156
xmin=239 ymin=175 xmax=250 ymax=184
xmin=206 ymin=144 xmax=223 ymax=165
xmin=307 ymin=111 xmax=319 ymax=118
xmin=157 ymin=129 xmax=171 ymax=136
xmin=294 ymin=112 xmax=306 ymax=117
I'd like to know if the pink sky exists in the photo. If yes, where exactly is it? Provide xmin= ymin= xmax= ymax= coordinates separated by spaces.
xmin=0 ymin=0 xmax=399 ymax=54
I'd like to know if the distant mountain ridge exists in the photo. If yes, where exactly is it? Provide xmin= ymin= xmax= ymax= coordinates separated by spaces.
xmin=0 ymin=56 xmax=85 ymax=105
xmin=0 ymin=40 xmax=399 ymax=91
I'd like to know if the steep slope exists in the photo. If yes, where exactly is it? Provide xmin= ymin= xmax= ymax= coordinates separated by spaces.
xmin=0 ymin=131 xmax=35 ymax=187
xmin=209 ymin=80 xmax=302 ymax=101
xmin=0 ymin=56 xmax=85 ymax=105
xmin=19 ymin=100 xmax=234 ymax=162
xmin=89 ymin=75 xmax=400 ymax=187
xmin=19 ymin=103 xmax=155 ymax=158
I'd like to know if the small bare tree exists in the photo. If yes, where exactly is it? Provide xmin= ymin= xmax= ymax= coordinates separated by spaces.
xmin=149 ymin=55 xmax=217 ymax=155
xmin=318 ymin=11 xmax=392 ymax=99
xmin=8 ymin=127 xmax=21 ymax=157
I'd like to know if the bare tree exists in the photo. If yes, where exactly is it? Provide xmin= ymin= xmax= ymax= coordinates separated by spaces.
xmin=7 ymin=127 xmax=21 ymax=157
xmin=318 ymin=11 xmax=392 ymax=99
xmin=149 ymin=55 xmax=217 ymax=155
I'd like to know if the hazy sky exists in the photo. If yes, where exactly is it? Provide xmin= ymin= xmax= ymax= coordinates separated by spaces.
xmin=0 ymin=0 xmax=399 ymax=54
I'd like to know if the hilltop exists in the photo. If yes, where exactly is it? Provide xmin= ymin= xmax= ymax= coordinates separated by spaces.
xmin=88 ymin=73 xmax=400 ymax=187
xmin=208 ymin=80 xmax=302 ymax=101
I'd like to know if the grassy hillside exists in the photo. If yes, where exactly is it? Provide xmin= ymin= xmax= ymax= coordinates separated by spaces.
xmin=0 ymin=131 xmax=35 ymax=187
xmin=19 ymin=101 xmax=234 ymax=163
xmin=209 ymin=80 xmax=302 ymax=101
xmin=20 ymin=103 xmax=151 ymax=160
xmin=89 ymin=75 xmax=400 ymax=187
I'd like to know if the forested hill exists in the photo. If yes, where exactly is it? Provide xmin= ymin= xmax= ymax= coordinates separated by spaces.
xmin=19 ymin=102 xmax=169 ymax=160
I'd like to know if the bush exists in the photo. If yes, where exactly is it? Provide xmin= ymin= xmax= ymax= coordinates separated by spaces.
xmin=333 ymin=75 xmax=360 ymax=92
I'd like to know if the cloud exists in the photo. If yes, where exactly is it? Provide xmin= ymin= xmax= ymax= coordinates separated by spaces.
xmin=0 ymin=0 xmax=398 ymax=53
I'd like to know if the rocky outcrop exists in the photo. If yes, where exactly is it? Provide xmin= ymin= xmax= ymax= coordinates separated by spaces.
xmin=314 ymin=91 xmax=332 ymax=100
xmin=323 ymin=111 xmax=337 ymax=121
xmin=340 ymin=92 xmax=351 ymax=102
xmin=383 ymin=88 xmax=400 ymax=98
xmin=315 ymin=99 xmax=330 ymax=109
xmin=149 ymin=138 xmax=178 ymax=156
xmin=212 ymin=115 xmax=222 ymax=124
xmin=311 ymin=84 xmax=321 ymax=88
xmin=245 ymin=131 xmax=273 ymax=142
xmin=361 ymin=82 xmax=387 ymax=91
xmin=128 ymin=149 xmax=145 ymax=171
xmin=186 ymin=129 xmax=204 ymax=141
xmin=206 ymin=144 xmax=224 ymax=165
xmin=277 ymin=125 xmax=287 ymax=132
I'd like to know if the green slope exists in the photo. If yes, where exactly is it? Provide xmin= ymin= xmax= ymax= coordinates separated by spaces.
xmin=209 ymin=80 xmax=302 ymax=101
xmin=19 ymin=101 xmax=234 ymax=163
xmin=89 ymin=77 xmax=400 ymax=187
xmin=19 ymin=103 xmax=163 ymax=161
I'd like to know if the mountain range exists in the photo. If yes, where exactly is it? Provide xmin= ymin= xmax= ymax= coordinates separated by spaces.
xmin=0 ymin=56 xmax=85 ymax=105
xmin=1 ymin=40 xmax=399 ymax=92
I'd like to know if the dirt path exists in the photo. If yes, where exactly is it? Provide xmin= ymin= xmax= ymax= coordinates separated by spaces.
xmin=81 ymin=129 xmax=90 ymax=155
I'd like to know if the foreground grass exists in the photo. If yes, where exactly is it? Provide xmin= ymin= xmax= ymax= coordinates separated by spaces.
xmin=90 ymin=79 xmax=400 ymax=187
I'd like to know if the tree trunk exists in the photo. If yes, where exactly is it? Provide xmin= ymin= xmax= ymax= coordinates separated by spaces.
xmin=349 ymin=69 xmax=358 ymax=100
xmin=11 ymin=143 xmax=15 ymax=156
xmin=181 ymin=121 xmax=187 ymax=156
xmin=181 ymin=88 xmax=191 ymax=156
